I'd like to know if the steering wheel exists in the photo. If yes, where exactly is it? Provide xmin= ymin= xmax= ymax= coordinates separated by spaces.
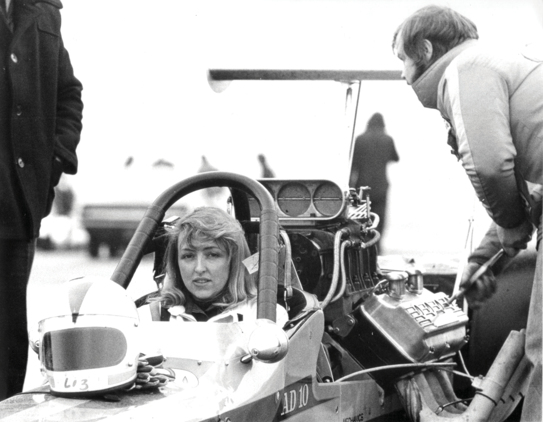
xmin=110 ymin=171 xmax=280 ymax=322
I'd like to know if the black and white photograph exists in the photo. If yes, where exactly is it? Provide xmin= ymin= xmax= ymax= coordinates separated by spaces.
xmin=0 ymin=0 xmax=541 ymax=421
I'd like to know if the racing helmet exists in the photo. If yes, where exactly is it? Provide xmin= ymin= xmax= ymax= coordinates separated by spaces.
xmin=38 ymin=276 xmax=139 ymax=396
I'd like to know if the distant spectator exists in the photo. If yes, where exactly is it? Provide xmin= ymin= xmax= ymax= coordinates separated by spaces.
xmin=258 ymin=154 xmax=275 ymax=178
xmin=198 ymin=156 xmax=223 ymax=202
xmin=54 ymin=177 xmax=75 ymax=217
xmin=198 ymin=155 xmax=217 ymax=173
xmin=349 ymin=113 xmax=399 ymax=246
xmin=153 ymin=158 xmax=174 ymax=169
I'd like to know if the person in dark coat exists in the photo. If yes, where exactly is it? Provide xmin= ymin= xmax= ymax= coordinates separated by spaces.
xmin=257 ymin=154 xmax=275 ymax=178
xmin=349 ymin=113 xmax=399 ymax=248
xmin=0 ymin=0 xmax=83 ymax=400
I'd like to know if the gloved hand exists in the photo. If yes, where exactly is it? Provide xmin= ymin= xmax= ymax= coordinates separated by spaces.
xmin=496 ymin=220 xmax=533 ymax=257
xmin=459 ymin=261 xmax=498 ymax=310
xmin=126 ymin=354 xmax=176 ymax=391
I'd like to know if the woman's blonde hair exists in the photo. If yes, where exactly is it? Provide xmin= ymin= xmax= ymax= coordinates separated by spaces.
xmin=153 ymin=207 xmax=256 ymax=310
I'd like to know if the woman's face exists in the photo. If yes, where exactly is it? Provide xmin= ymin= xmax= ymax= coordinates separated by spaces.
xmin=177 ymin=236 xmax=230 ymax=301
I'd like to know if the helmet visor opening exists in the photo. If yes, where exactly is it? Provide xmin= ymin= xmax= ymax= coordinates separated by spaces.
xmin=43 ymin=327 xmax=127 ymax=371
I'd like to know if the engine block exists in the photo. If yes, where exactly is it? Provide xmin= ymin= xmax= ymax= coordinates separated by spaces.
xmin=359 ymin=288 xmax=468 ymax=363
xmin=337 ymin=272 xmax=468 ymax=386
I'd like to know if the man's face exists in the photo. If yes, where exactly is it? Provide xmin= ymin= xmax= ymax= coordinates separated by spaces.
xmin=394 ymin=33 xmax=421 ymax=85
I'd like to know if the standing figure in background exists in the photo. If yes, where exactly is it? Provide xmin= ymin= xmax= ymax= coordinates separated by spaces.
xmin=198 ymin=156 xmax=227 ymax=206
xmin=257 ymin=154 xmax=275 ymax=178
xmin=349 ymin=113 xmax=399 ymax=248
xmin=0 ymin=0 xmax=83 ymax=400
xmin=198 ymin=155 xmax=217 ymax=174
xmin=393 ymin=6 xmax=541 ymax=421
xmin=54 ymin=177 xmax=75 ymax=218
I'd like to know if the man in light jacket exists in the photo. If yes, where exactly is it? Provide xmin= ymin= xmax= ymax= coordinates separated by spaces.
xmin=392 ymin=6 xmax=541 ymax=421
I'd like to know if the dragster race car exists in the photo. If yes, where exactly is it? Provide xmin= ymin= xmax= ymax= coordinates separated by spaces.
xmin=0 ymin=70 xmax=532 ymax=422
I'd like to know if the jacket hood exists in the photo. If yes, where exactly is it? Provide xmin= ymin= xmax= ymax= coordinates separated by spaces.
xmin=412 ymin=39 xmax=478 ymax=109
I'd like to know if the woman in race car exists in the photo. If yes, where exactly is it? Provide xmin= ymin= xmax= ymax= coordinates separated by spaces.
xmin=143 ymin=206 xmax=288 ymax=325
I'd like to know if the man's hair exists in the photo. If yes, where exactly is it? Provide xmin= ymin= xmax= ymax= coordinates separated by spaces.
xmin=393 ymin=5 xmax=478 ymax=67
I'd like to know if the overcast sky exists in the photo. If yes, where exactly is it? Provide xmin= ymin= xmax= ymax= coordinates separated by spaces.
xmin=58 ymin=0 xmax=543 ymax=253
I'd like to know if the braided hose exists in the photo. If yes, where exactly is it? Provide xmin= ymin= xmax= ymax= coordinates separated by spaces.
xmin=331 ymin=240 xmax=351 ymax=302
xmin=320 ymin=228 xmax=349 ymax=309
xmin=369 ymin=212 xmax=380 ymax=230
xmin=324 ymin=226 xmax=379 ymax=305
xmin=360 ymin=228 xmax=380 ymax=249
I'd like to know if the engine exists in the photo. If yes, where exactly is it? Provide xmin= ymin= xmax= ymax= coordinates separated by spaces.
xmin=233 ymin=179 xmax=529 ymax=422
xmin=337 ymin=271 xmax=468 ymax=385
xmin=288 ymin=228 xmax=468 ymax=386
xmin=240 ymin=179 xmax=470 ymax=387
xmin=233 ymin=178 xmax=526 ymax=421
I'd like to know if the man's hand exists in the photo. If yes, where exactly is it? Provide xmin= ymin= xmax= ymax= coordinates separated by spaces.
xmin=459 ymin=261 xmax=498 ymax=309
xmin=497 ymin=220 xmax=533 ymax=257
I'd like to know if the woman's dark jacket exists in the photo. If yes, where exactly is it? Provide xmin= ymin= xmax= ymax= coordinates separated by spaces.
xmin=0 ymin=0 xmax=83 ymax=239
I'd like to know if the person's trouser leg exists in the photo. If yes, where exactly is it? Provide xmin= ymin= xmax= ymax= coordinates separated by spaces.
xmin=0 ymin=239 xmax=35 ymax=400
xmin=521 ymin=217 xmax=542 ymax=422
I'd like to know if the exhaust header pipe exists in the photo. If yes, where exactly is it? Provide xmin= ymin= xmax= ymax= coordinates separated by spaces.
xmin=396 ymin=330 xmax=530 ymax=422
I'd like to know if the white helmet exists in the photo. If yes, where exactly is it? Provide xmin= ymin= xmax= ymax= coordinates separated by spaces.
xmin=38 ymin=276 xmax=139 ymax=396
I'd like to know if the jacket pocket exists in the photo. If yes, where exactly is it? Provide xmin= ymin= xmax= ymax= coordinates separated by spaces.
xmin=37 ymin=19 xmax=60 ymax=38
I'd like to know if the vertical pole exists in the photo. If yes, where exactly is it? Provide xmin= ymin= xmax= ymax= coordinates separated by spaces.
xmin=345 ymin=81 xmax=361 ymax=188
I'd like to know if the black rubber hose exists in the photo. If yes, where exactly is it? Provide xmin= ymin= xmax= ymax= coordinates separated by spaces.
xmin=110 ymin=171 xmax=280 ymax=322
